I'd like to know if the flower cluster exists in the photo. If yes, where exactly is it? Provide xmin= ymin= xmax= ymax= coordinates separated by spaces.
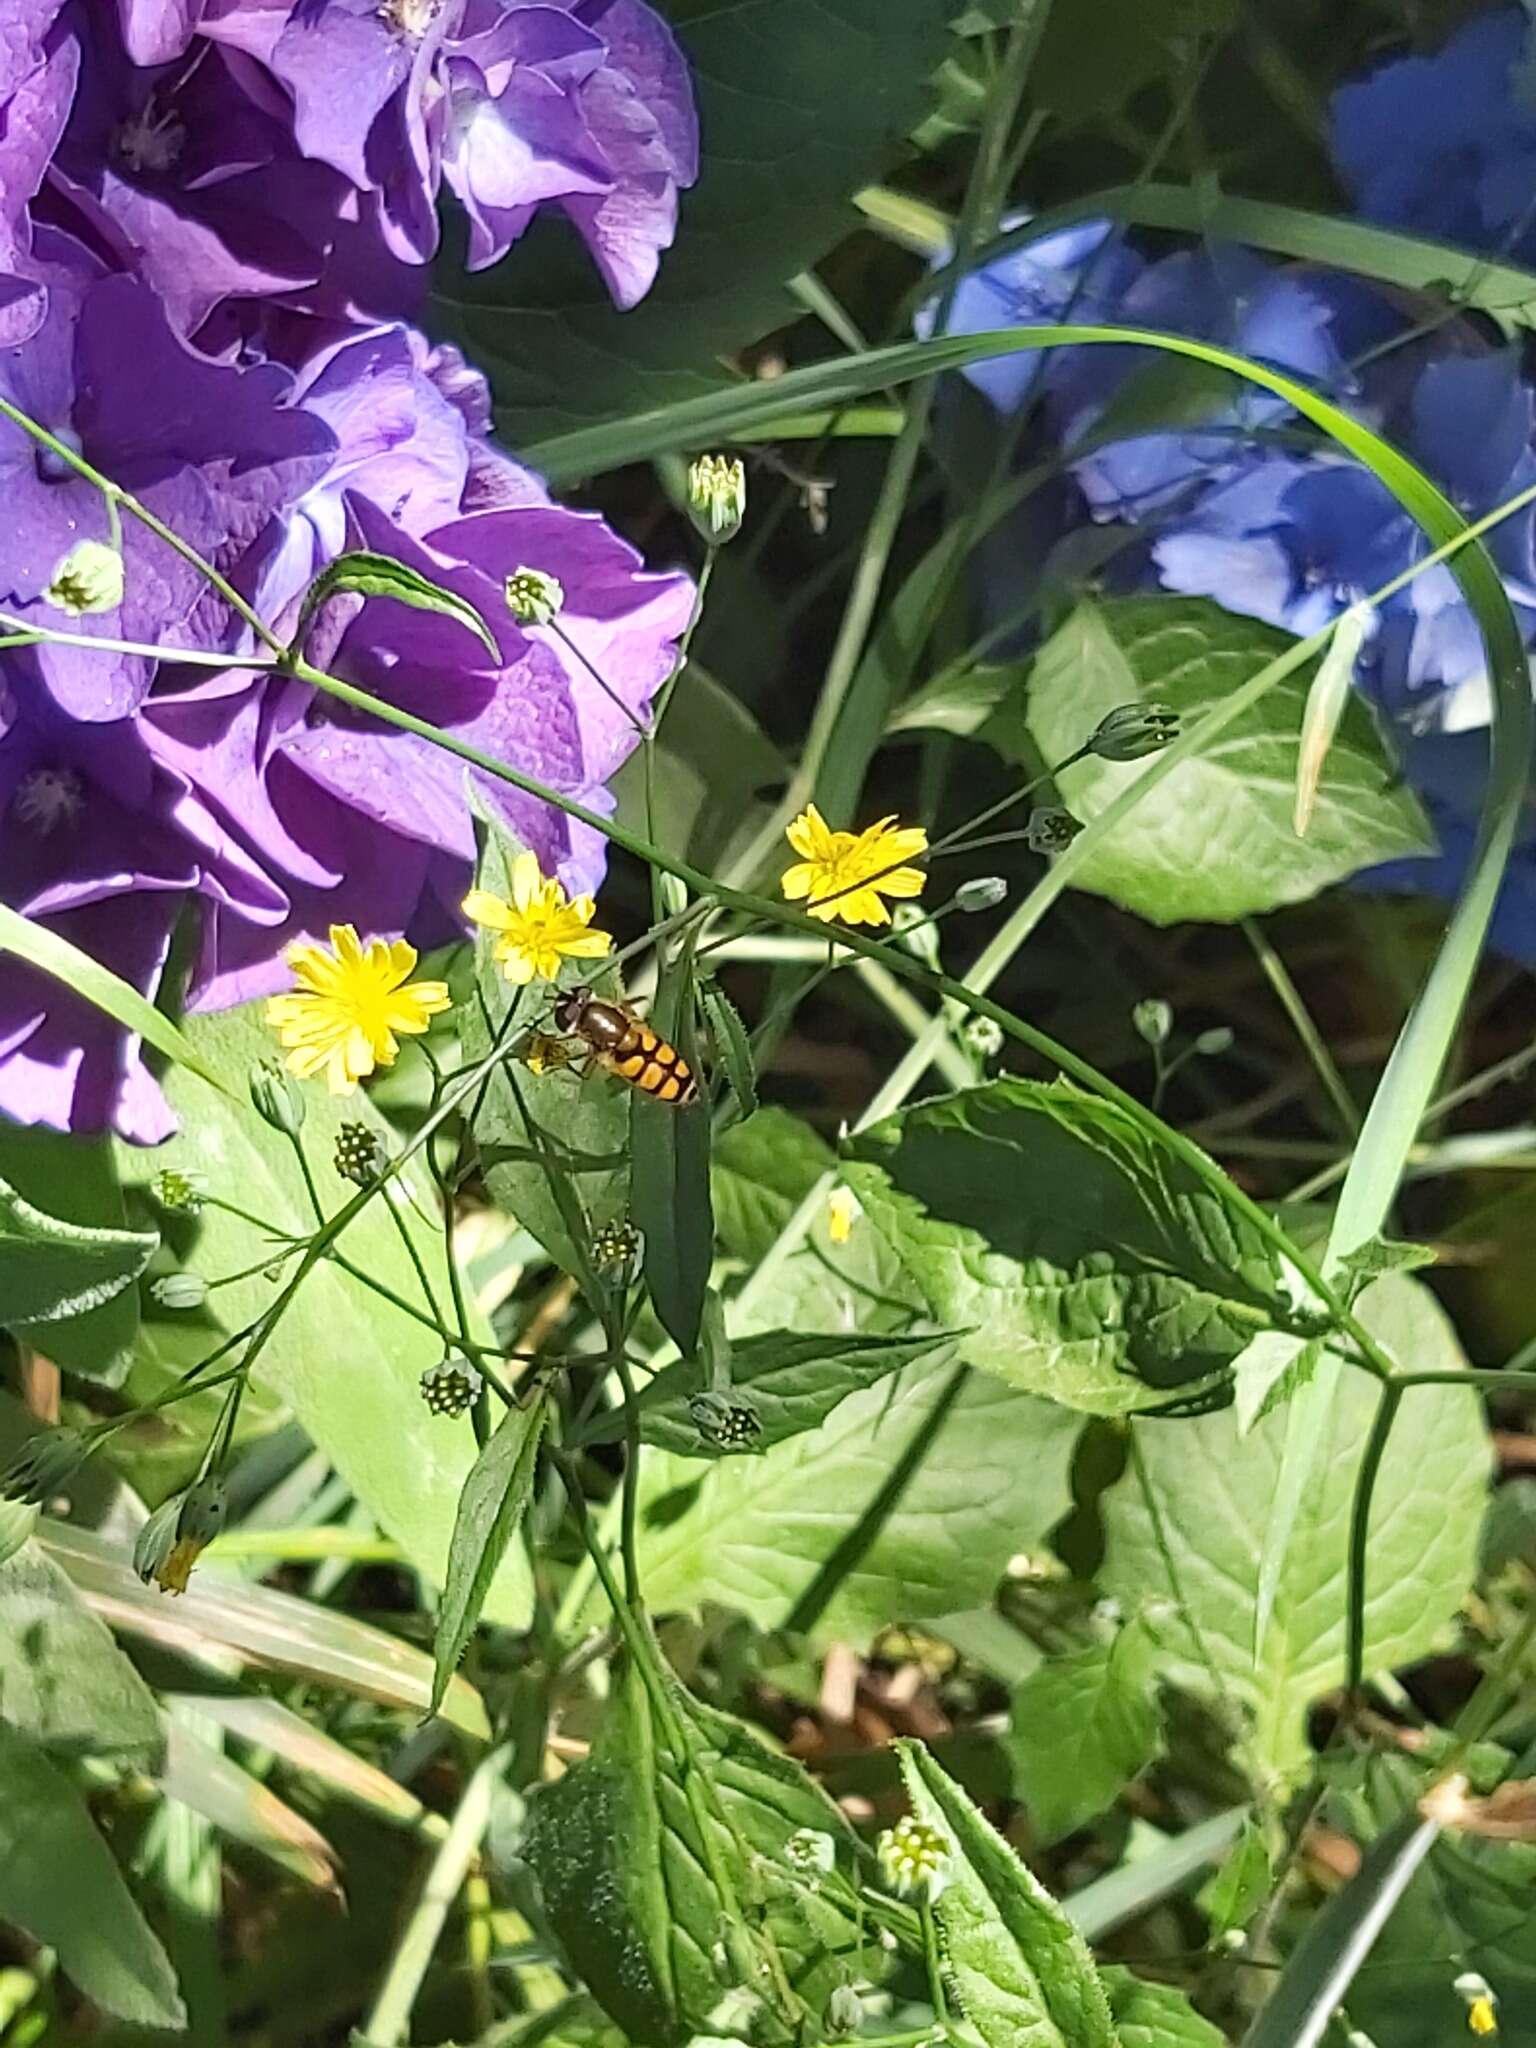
xmin=928 ymin=12 xmax=1536 ymax=963
xmin=0 ymin=2 xmax=698 ymax=1139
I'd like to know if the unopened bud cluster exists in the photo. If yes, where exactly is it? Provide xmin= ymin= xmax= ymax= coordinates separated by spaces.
xmin=45 ymin=538 xmax=125 ymax=616
xmin=1024 ymin=807 xmax=1082 ymax=856
xmin=877 ymin=1814 xmax=951 ymax=1898
xmin=420 ymin=1357 xmax=484 ymax=1418
xmin=250 ymin=1059 xmax=306 ymax=1136
xmin=334 ymin=1121 xmax=386 ymax=1186
xmin=591 ymin=1217 xmax=644 ymax=1284
xmin=687 ymin=1388 xmax=763 ymax=1452
xmin=505 ymin=566 xmax=564 ymax=627
xmin=0 ymin=1427 xmax=91 ymax=1506
xmin=152 ymin=1168 xmax=205 ymax=1215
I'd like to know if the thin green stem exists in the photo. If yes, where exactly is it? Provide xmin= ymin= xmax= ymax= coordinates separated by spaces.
xmin=1345 ymin=1380 xmax=1405 ymax=1698
xmin=1243 ymin=917 xmax=1360 ymax=1139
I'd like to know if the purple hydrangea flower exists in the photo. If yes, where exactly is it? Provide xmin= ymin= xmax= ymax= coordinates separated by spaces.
xmin=202 ymin=0 xmax=700 ymax=307
xmin=0 ymin=1 xmax=76 ymax=345
xmin=149 ymin=474 xmax=693 ymax=1010
xmin=0 ymin=673 xmax=284 ymax=1140
xmin=0 ymin=240 xmax=333 ymax=723
xmin=1330 ymin=8 xmax=1536 ymax=262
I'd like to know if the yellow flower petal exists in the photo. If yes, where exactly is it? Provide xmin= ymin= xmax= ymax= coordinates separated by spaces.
xmin=463 ymin=888 xmax=514 ymax=930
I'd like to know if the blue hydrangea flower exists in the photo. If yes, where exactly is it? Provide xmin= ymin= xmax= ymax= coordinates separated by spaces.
xmin=1330 ymin=8 xmax=1536 ymax=261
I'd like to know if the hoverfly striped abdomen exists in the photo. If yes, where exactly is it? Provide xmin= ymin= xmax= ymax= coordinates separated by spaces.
xmin=552 ymin=987 xmax=698 ymax=1106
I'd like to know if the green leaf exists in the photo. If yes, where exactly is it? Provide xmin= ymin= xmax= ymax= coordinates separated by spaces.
xmin=41 ymin=1518 xmax=490 ymax=1738
xmin=889 ymin=662 xmax=1020 ymax=739
xmin=1232 ymin=1332 xmax=1325 ymax=1436
xmin=463 ymin=826 xmax=629 ymax=1280
xmin=1100 ymin=1968 xmax=1229 ymax=2048
xmin=895 ymin=1738 xmax=1118 ymax=2048
xmin=580 ymin=1327 xmax=957 ymax=1458
xmin=1015 ymin=183 xmax=1536 ymax=334
xmin=0 ymin=1719 xmax=185 ymax=2030
xmin=0 ymin=1124 xmax=141 ymax=1381
xmin=113 ymin=1005 xmax=531 ymax=1628
xmin=1100 ymin=1275 xmax=1488 ymax=1781
xmin=0 ymin=1168 xmax=156 ymax=1328
xmin=1006 ymin=1620 xmax=1164 ymax=1845
xmin=631 ymin=964 xmax=713 ymax=1358
xmin=524 ymin=1652 xmax=806 ymax=2047
xmin=0 ymin=1542 xmax=161 ymax=1765
xmin=292 ymin=548 xmax=497 ymax=659
xmin=1032 ymin=0 xmax=1231 ymax=122
xmin=433 ymin=1397 xmax=546 ymax=1712
xmin=1021 ymin=598 xmax=1431 ymax=924
xmin=699 ymin=979 xmax=757 ymax=1120
xmin=442 ymin=0 xmax=953 ymax=445
xmin=1200 ymin=1819 xmax=1274 ymax=1941
xmin=0 ymin=901 xmax=231 ymax=1101
xmin=629 ymin=1355 xmax=1080 ymax=1646
xmin=713 ymin=1108 xmax=836 ymax=1268
xmin=158 ymin=1714 xmax=339 ymax=1891
xmin=844 ymin=1077 xmax=1283 ymax=1415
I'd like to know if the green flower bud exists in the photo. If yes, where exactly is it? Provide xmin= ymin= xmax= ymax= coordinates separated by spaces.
xmin=420 ymin=1358 xmax=484 ymax=1418
xmin=1088 ymin=702 xmax=1180 ymax=761
xmin=877 ymin=1814 xmax=951 ymax=1898
xmin=151 ymin=1168 xmax=205 ymax=1215
xmin=1132 ymin=998 xmax=1172 ymax=1049
xmin=784 ymin=1828 xmax=836 ymax=1878
xmin=962 ymin=1013 xmax=1004 ymax=1061
xmin=955 ymin=875 xmax=1007 ymax=913
xmin=45 ymin=539 xmax=125 ymax=617
xmin=1024 ymin=806 xmax=1082 ymax=856
xmin=686 ymin=454 xmax=746 ymax=543
xmin=250 ymin=1059 xmax=306 ymax=1136
xmin=0 ymin=1427 xmax=91 ymax=1507
xmin=824 ymin=1986 xmax=864 ymax=2038
xmin=151 ymin=1271 xmax=208 ymax=1311
xmin=505 ymin=566 xmax=564 ymax=627
xmin=687 ymin=1389 xmax=763 ymax=1453
xmin=1194 ymin=1025 xmax=1234 ymax=1057
xmin=334 ymin=1121 xmax=386 ymax=1187
xmin=135 ymin=1477 xmax=227 ymax=1595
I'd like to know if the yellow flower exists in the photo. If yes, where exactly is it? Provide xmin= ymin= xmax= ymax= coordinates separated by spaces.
xmin=1468 ymin=1998 xmax=1498 ymax=2038
xmin=264 ymin=924 xmax=451 ymax=1096
xmin=463 ymin=852 xmax=612 ymax=984
xmin=781 ymin=805 xmax=928 ymax=926
xmin=827 ymin=1185 xmax=861 ymax=1244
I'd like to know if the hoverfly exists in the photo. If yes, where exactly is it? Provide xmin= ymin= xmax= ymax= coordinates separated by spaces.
xmin=546 ymin=985 xmax=698 ymax=1107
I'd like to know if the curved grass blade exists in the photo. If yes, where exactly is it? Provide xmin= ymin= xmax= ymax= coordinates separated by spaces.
xmin=0 ymin=902 xmax=231 ymax=1099
xmin=631 ymin=953 xmax=714 ymax=1358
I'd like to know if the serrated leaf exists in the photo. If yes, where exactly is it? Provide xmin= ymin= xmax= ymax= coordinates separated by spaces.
xmin=0 ymin=1719 xmax=184 ymax=2030
xmin=631 ymin=964 xmax=713 ymax=1358
xmin=112 ymin=1008 xmax=530 ymax=1627
xmin=441 ymin=0 xmax=953 ymax=447
xmin=433 ymin=1397 xmax=547 ymax=1712
xmin=1020 ymin=598 xmax=1431 ymax=923
xmin=294 ymin=548 xmax=497 ymax=659
xmin=463 ymin=824 xmax=629 ymax=1279
xmin=1006 ymin=1620 xmax=1164 ymax=1845
xmin=1337 ymin=1235 xmax=1438 ymax=1298
xmin=843 ymin=1078 xmax=1283 ymax=1415
xmin=0 ymin=1169 xmax=156 ymax=1328
xmin=1101 ymin=1968 xmax=1230 ymax=2048
xmin=713 ymin=1108 xmax=836 ymax=1268
xmin=0 ymin=1541 xmax=161 ymax=1765
xmin=895 ymin=1738 xmax=1118 ymax=2048
xmin=699 ymin=979 xmax=757 ymax=1119
xmin=628 ymin=1356 xmax=1080 ymax=1647
xmin=579 ymin=1327 xmax=957 ymax=1458
xmin=1101 ymin=1275 xmax=1488 ymax=1781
